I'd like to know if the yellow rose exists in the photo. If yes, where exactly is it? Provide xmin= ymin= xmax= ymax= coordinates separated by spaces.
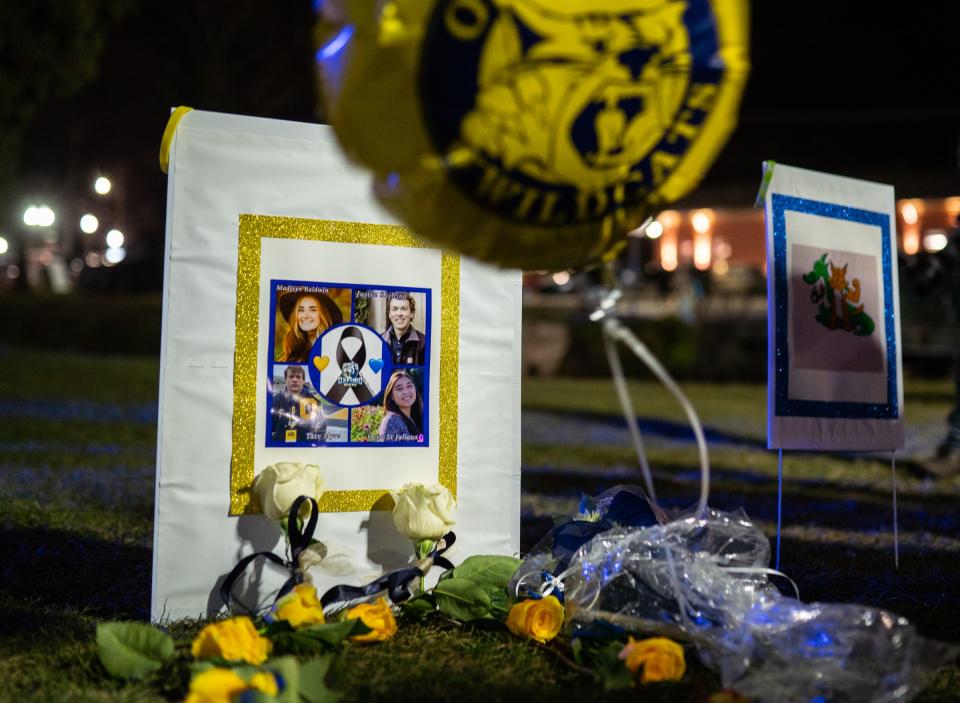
xmin=253 ymin=462 xmax=324 ymax=521
xmin=345 ymin=597 xmax=398 ymax=642
xmin=505 ymin=596 xmax=564 ymax=644
xmin=184 ymin=667 xmax=278 ymax=703
xmin=190 ymin=616 xmax=273 ymax=665
xmin=391 ymin=482 xmax=455 ymax=541
xmin=618 ymin=636 xmax=686 ymax=684
xmin=247 ymin=672 xmax=280 ymax=696
xmin=273 ymin=583 xmax=325 ymax=629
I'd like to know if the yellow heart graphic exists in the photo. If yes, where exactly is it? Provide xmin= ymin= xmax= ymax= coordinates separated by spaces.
xmin=313 ymin=356 xmax=330 ymax=372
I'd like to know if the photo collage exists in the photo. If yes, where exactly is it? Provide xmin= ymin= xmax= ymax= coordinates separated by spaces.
xmin=266 ymin=279 xmax=431 ymax=448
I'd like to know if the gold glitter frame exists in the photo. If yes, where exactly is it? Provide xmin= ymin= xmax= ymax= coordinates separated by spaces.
xmin=230 ymin=214 xmax=460 ymax=515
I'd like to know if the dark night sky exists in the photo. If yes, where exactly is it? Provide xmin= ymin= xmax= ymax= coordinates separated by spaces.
xmin=11 ymin=1 xmax=960 ymax=285
xmin=686 ymin=2 xmax=960 ymax=207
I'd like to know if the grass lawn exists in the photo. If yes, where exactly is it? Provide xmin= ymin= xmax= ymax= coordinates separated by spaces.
xmin=1 ymin=348 xmax=958 ymax=701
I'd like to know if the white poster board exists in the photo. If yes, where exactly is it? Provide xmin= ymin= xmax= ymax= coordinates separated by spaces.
xmin=152 ymin=109 xmax=521 ymax=620
xmin=763 ymin=162 xmax=904 ymax=451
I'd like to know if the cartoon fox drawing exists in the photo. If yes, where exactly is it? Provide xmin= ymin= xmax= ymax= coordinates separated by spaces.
xmin=827 ymin=262 xmax=863 ymax=331
xmin=802 ymin=253 xmax=874 ymax=336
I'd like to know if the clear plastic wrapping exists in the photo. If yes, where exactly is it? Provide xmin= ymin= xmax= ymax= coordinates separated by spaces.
xmin=556 ymin=509 xmax=954 ymax=703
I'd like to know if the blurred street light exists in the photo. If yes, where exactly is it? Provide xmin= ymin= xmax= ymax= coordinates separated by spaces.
xmin=691 ymin=209 xmax=714 ymax=271
xmin=95 ymin=176 xmax=112 ymax=195
xmin=0 ymin=236 xmax=8 ymax=255
xmin=23 ymin=205 xmax=56 ymax=227
xmin=645 ymin=220 xmax=664 ymax=239
xmin=691 ymin=209 xmax=713 ymax=234
xmin=923 ymin=230 xmax=948 ymax=252
xmin=80 ymin=214 xmax=99 ymax=234
xmin=106 ymin=228 xmax=124 ymax=248
xmin=105 ymin=246 xmax=126 ymax=264
xmin=900 ymin=200 xmax=920 ymax=225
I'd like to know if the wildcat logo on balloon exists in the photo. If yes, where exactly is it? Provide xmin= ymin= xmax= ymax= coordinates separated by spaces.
xmin=421 ymin=0 xmax=722 ymax=225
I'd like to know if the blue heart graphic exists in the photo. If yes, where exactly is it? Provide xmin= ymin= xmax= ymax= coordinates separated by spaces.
xmin=369 ymin=358 xmax=384 ymax=373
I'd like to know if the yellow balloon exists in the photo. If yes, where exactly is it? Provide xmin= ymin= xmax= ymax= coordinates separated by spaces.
xmin=318 ymin=0 xmax=749 ymax=270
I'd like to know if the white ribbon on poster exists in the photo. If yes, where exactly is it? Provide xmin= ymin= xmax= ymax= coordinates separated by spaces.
xmin=152 ymin=109 xmax=521 ymax=620
xmin=762 ymin=162 xmax=904 ymax=451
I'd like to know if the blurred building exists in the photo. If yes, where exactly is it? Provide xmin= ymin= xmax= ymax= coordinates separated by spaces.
xmin=640 ymin=196 xmax=960 ymax=286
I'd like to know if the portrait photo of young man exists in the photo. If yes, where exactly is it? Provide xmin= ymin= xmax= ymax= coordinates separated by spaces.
xmin=380 ymin=292 xmax=426 ymax=365
xmin=270 ymin=364 xmax=329 ymax=443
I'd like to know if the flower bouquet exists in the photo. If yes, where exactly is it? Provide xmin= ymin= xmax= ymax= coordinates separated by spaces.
xmin=95 ymin=453 xmax=952 ymax=702
xmin=96 ymin=460 xmax=704 ymax=702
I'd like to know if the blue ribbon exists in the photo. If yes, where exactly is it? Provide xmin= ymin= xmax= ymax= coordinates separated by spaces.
xmin=515 ymin=486 xmax=659 ymax=604
xmin=551 ymin=487 xmax=657 ymax=573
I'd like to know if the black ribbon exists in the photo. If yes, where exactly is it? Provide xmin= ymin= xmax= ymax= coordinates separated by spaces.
xmin=220 ymin=495 xmax=319 ymax=614
xmin=325 ymin=326 xmax=374 ymax=404
xmin=320 ymin=531 xmax=456 ymax=608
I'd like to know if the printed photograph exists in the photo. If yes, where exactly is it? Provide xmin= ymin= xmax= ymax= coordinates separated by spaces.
xmin=355 ymin=289 xmax=428 ymax=365
xmin=267 ymin=279 xmax=432 ymax=448
xmin=268 ymin=364 xmax=348 ymax=445
xmin=350 ymin=368 xmax=426 ymax=444
xmin=273 ymin=284 xmax=351 ymax=362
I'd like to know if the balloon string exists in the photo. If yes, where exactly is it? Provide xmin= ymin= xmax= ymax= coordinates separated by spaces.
xmin=723 ymin=566 xmax=800 ymax=600
xmin=602 ymin=317 xmax=711 ymax=520
xmin=602 ymin=327 xmax=657 ymax=507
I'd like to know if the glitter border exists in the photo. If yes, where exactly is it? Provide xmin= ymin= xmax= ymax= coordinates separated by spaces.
xmin=771 ymin=194 xmax=898 ymax=419
xmin=230 ymin=215 xmax=459 ymax=515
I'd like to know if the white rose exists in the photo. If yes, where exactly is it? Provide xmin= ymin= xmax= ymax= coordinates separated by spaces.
xmin=253 ymin=462 xmax=324 ymax=521
xmin=391 ymin=482 xmax=456 ymax=541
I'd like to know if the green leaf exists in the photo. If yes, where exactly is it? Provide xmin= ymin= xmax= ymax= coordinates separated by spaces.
xmin=299 ymin=655 xmax=343 ymax=703
xmin=96 ymin=622 xmax=174 ymax=680
xmin=270 ymin=620 xmax=370 ymax=655
xmin=597 ymin=661 xmax=634 ymax=691
xmin=434 ymin=578 xmax=492 ymax=621
xmin=302 ymin=619 xmax=370 ymax=646
xmin=575 ymin=639 xmax=634 ymax=691
xmin=270 ymin=631 xmax=327 ymax=657
xmin=571 ymin=638 xmax=584 ymax=665
xmin=265 ymin=656 xmax=301 ymax=703
xmin=488 ymin=589 xmax=509 ymax=616
xmin=439 ymin=556 xmax=521 ymax=621
xmin=264 ymin=620 xmax=295 ymax=638
xmin=401 ymin=592 xmax=436 ymax=620
xmin=449 ymin=555 xmax=522 ymax=592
